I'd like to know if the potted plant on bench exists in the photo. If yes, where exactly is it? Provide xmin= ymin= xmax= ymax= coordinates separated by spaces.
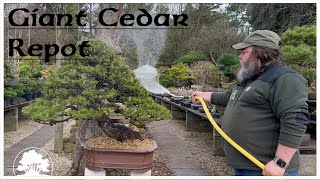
xmin=4 ymin=88 xmax=17 ymax=107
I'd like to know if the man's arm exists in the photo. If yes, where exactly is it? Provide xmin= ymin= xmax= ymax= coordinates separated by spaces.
xmin=210 ymin=91 xmax=232 ymax=107
xmin=263 ymin=73 xmax=309 ymax=176
xmin=191 ymin=90 xmax=231 ymax=107
xmin=275 ymin=144 xmax=297 ymax=164
xmin=262 ymin=144 xmax=297 ymax=176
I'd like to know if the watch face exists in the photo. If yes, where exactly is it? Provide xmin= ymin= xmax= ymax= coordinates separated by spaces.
xmin=276 ymin=159 xmax=287 ymax=167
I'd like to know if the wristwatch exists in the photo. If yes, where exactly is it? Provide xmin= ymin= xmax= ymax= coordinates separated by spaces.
xmin=273 ymin=157 xmax=289 ymax=169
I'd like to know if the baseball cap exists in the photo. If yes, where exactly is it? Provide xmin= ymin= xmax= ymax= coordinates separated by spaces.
xmin=232 ymin=30 xmax=280 ymax=50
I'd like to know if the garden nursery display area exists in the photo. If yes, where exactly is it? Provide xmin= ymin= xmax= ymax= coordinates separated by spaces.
xmin=3 ymin=3 xmax=316 ymax=177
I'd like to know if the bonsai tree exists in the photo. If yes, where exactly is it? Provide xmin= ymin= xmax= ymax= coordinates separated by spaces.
xmin=18 ymin=56 xmax=43 ymax=79
xmin=4 ymin=60 xmax=14 ymax=85
xmin=22 ymin=39 xmax=171 ymax=175
xmin=159 ymin=69 xmax=175 ymax=88
xmin=159 ymin=63 xmax=193 ymax=88
xmin=4 ymin=88 xmax=17 ymax=100
xmin=217 ymin=53 xmax=239 ymax=82
xmin=175 ymin=51 xmax=208 ymax=65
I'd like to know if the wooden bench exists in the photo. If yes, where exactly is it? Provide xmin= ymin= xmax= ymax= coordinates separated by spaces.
xmin=4 ymin=101 xmax=32 ymax=132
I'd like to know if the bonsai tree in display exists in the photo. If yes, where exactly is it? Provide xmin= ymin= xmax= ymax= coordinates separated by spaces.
xmin=23 ymin=39 xmax=171 ymax=175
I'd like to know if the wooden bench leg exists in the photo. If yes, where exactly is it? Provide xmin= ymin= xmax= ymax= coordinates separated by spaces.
xmin=4 ymin=107 xmax=18 ymax=132
xmin=171 ymin=105 xmax=186 ymax=120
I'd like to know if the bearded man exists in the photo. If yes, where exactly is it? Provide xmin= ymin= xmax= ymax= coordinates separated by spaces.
xmin=191 ymin=30 xmax=309 ymax=176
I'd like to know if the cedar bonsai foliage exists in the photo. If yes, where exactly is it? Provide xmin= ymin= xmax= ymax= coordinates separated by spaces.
xmin=23 ymin=39 xmax=171 ymax=124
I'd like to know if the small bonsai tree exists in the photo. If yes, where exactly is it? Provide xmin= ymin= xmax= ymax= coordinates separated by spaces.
xmin=159 ymin=63 xmax=193 ymax=88
xmin=159 ymin=69 xmax=175 ymax=88
xmin=4 ymin=60 xmax=14 ymax=83
xmin=175 ymin=51 xmax=208 ymax=65
xmin=22 ymin=39 xmax=171 ymax=175
xmin=18 ymin=56 xmax=43 ymax=79
xmin=217 ymin=53 xmax=239 ymax=82
xmin=4 ymin=88 xmax=17 ymax=100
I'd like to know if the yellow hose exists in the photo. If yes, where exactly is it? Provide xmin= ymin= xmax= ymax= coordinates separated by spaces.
xmin=195 ymin=96 xmax=265 ymax=170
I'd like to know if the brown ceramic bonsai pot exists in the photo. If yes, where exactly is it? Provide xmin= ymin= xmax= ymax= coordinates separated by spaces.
xmin=84 ymin=140 xmax=157 ymax=170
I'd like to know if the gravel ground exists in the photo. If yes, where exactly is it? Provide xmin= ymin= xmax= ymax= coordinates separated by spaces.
xmin=4 ymin=119 xmax=44 ymax=149
xmin=299 ymin=155 xmax=317 ymax=176
xmin=41 ymin=120 xmax=76 ymax=176
xmin=167 ymin=120 xmax=234 ymax=176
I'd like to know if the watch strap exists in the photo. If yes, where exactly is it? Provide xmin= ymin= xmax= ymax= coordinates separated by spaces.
xmin=273 ymin=157 xmax=289 ymax=169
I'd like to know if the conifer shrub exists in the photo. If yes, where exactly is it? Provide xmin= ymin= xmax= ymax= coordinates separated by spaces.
xmin=281 ymin=26 xmax=316 ymax=47
xmin=281 ymin=26 xmax=316 ymax=85
xmin=159 ymin=63 xmax=192 ymax=87
xmin=217 ymin=53 xmax=239 ymax=82
xmin=175 ymin=51 xmax=208 ymax=65
xmin=23 ymin=39 xmax=171 ymax=125
xmin=19 ymin=56 xmax=43 ymax=79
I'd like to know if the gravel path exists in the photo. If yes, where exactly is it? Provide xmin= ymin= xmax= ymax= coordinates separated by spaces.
xmin=4 ymin=119 xmax=44 ymax=149
xmin=166 ymin=120 xmax=233 ymax=176
xmin=40 ymin=120 xmax=76 ymax=176
xmin=299 ymin=155 xmax=317 ymax=176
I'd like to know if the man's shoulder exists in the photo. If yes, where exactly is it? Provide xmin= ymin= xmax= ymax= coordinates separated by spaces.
xmin=257 ymin=65 xmax=298 ymax=85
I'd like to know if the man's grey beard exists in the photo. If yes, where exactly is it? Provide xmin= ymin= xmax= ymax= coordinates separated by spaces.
xmin=237 ymin=60 xmax=259 ymax=82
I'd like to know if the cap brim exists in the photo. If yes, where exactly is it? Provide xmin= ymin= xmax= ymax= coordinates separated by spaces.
xmin=232 ymin=42 xmax=252 ymax=50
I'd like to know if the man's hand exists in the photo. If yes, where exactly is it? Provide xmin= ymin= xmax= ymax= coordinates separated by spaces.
xmin=191 ymin=91 xmax=212 ymax=104
xmin=262 ymin=144 xmax=296 ymax=176
xmin=262 ymin=160 xmax=285 ymax=176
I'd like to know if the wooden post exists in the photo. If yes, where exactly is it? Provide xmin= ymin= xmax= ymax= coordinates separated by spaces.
xmin=171 ymin=105 xmax=186 ymax=120
xmin=54 ymin=44 xmax=64 ymax=153
xmin=212 ymin=128 xmax=225 ymax=156
xmin=54 ymin=118 xmax=64 ymax=153
xmin=4 ymin=107 xmax=19 ymax=132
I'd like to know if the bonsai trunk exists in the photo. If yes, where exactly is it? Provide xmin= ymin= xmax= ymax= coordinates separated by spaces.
xmin=67 ymin=118 xmax=142 ymax=176
xmin=66 ymin=120 xmax=100 ymax=175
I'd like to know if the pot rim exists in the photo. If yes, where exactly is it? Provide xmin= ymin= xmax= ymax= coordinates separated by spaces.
xmin=83 ymin=139 xmax=158 ymax=153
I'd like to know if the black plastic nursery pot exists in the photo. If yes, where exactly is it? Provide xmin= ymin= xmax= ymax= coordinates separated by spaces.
xmin=22 ymin=93 xmax=32 ymax=101
xmin=10 ymin=98 xmax=18 ymax=105
xmin=181 ymin=101 xmax=191 ymax=108
xmin=31 ymin=92 xmax=37 ymax=100
xmin=37 ymin=91 xmax=43 ymax=97
xmin=185 ymin=103 xmax=191 ymax=108
xmin=4 ymin=99 xmax=11 ymax=107
xmin=174 ymin=99 xmax=181 ymax=104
